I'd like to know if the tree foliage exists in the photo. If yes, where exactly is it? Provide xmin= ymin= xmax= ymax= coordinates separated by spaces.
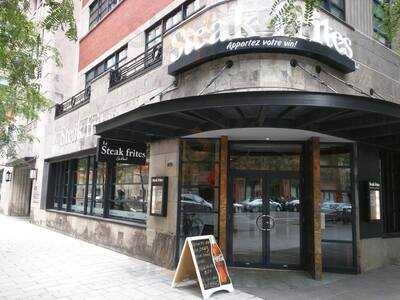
xmin=0 ymin=0 xmax=76 ymax=157
xmin=269 ymin=0 xmax=321 ymax=35
xmin=270 ymin=0 xmax=400 ymax=50
xmin=377 ymin=0 xmax=400 ymax=46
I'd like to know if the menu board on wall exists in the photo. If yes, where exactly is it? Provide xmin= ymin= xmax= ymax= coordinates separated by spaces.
xmin=172 ymin=235 xmax=233 ymax=299
xmin=368 ymin=181 xmax=381 ymax=221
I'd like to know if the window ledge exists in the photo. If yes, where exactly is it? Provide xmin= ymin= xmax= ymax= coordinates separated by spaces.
xmin=46 ymin=209 xmax=147 ymax=229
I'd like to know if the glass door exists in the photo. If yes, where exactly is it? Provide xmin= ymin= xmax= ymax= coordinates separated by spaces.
xmin=229 ymin=171 xmax=302 ymax=269
xmin=267 ymin=174 xmax=301 ymax=268
xmin=231 ymin=173 xmax=266 ymax=267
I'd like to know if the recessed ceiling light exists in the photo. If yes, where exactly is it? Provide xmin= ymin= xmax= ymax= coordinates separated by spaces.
xmin=265 ymin=137 xmax=271 ymax=141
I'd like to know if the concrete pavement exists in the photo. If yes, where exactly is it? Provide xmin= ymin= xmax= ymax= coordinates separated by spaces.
xmin=1 ymin=214 xmax=400 ymax=299
xmin=0 ymin=214 xmax=256 ymax=300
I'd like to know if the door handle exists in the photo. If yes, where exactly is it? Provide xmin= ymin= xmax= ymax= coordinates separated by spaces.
xmin=256 ymin=215 xmax=276 ymax=231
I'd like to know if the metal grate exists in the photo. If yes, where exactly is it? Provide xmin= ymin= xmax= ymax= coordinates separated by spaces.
xmin=55 ymin=86 xmax=91 ymax=118
xmin=109 ymin=43 xmax=163 ymax=89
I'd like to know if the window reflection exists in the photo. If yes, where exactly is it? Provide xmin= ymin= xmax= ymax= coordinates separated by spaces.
xmin=109 ymin=164 xmax=149 ymax=221
xmin=179 ymin=139 xmax=219 ymax=250
xmin=320 ymin=144 xmax=354 ymax=270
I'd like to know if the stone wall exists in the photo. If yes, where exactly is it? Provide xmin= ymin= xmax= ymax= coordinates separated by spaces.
xmin=360 ymin=237 xmax=400 ymax=272
xmin=33 ymin=211 xmax=176 ymax=269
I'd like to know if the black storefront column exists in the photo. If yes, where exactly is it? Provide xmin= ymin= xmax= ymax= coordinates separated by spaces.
xmin=304 ymin=137 xmax=322 ymax=280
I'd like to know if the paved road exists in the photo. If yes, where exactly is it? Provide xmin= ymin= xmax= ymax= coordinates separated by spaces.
xmin=0 ymin=215 xmax=257 ymax=300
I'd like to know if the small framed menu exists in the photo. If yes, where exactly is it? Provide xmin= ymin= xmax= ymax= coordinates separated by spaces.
xmin=368 ymin=181 xmax=381 ymax=221
xmin=150 ymin=177 xmax=168 ymax=217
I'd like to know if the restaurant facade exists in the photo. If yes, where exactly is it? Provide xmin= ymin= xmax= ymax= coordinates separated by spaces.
xmin=4 ymin=0 xmax=400 ymax=280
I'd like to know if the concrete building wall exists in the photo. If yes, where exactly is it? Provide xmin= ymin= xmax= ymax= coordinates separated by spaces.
xmin=360 ymin=238 xmax=400 ymax=272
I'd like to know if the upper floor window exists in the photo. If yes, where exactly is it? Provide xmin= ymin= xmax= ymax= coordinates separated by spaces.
xmin=89 ymin=0 xmax=120 ymax=30
xmin=85 ymin=45 xmax=127 ymax=85
xmin=321 ymin=0 xmax=345 ymax=21
xmin=373 ymin=0 xmax=391 ymax=47
xmin=145 ymin=0 xmax=204 ymax=51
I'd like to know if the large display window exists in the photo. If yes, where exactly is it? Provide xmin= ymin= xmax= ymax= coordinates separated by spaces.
xmin=178 ymin=139 xmax=220 ymax=252
xmin=47 ymin=154 xmax=149 ymax=223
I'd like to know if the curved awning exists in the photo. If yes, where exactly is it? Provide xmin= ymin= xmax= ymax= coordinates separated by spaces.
xmin=96 ymin=91 xmax=400 ymax=151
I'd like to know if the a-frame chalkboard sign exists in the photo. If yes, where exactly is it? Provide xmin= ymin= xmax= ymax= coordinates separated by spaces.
xmin=172 ymin=235 xmax=234 ymax=299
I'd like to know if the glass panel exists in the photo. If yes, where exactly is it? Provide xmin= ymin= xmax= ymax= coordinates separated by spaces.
xmin=165 ymin=10 xmax=182 ymax=30
xmin=321 ymin=168 xmax=351 ymax=191
xmin=180 ymin=212 xmax=218 ymax=237
xmin=331 ymin=0 xmax=344 ymax=9
xmin=181 ymin=140 xmax=220 ymax=162
xmin=269 ymin=177 xmax=301 ymax=266
xmin=232 ymin=176 xmax=263 ymax=266
xmin=106 ymin=56 xmax=116 ymax=69
xmin=321 ymin=192 xmax=353 ymax=241
xmin=118 ymin=48 xmax=127 ymax=62
xmin=322 ymin=242 xmax=353 ymax=269
xmin=90 ymin=162 xmax=106 ymax=216
xmin=181 ymin=187 xmax=218 ymax=212
xmin=181 ymin=162 xmax=219 ymax=187
xmin=320 ymin=145 xmax=350 ymax=167
xmin=185 ymin=0 xmax=202 ymax=16
xmin=230 ymin=143 xmax=301 ymax=171
xmin=109 ymin=164 xmax=148 ymax=221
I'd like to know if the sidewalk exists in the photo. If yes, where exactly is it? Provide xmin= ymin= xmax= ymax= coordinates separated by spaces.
xmin=1 ymin=214 xmax=400 ymax=300
xmin=0 ymin=214 xmax=256 ymax=300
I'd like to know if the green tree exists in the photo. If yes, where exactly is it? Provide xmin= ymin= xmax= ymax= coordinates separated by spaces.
xmin=269 ymin=0 xmax=321 ymax=35
xmin=270 ymin=0 xmax=400 ymax=49
xmin=0 ymin=0 xmax=76 ymax=157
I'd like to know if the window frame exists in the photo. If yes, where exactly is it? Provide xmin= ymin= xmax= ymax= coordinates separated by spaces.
xmin=373 ymin=0 xmax=391 ymax=48
xmin=47 ymin=155 xmax=149 ymax=224
xmin=144 ymin=0 xmax=205 ymax=51
xmin=320 ymin=0 xmax=346 ymax=22
xmin=85 ymin=45 xmax=127 ymax=86
xmin=89 ymin=0 xmax=120 ymax=30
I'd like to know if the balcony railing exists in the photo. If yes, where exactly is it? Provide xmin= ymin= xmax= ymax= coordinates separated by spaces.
xmin=109 ymin=43 xmax=163 ymax=89
xmin=55 ymin=86 xmax=91 ymax=118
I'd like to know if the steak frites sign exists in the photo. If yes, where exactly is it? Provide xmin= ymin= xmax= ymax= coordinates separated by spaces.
xmin=97 ymin=138 xmax=146 ymax=165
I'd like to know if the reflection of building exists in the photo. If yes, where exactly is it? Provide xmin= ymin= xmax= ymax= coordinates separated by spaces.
xmin=3 ymin=0 xmax=400 ymax=279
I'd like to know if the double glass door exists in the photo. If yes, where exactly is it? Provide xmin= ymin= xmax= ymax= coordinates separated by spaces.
xmin=230 ymin=171 xmax=301 ymax=269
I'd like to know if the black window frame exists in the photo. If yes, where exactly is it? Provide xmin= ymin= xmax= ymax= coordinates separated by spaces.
xmin=47 ymin=155 xmax=149 ymax=224
xmin=373 ymin=0 xmax=391 ymax=48
xmin=144 ymin=0 xmax=205 ymax=52
xmin=320 ymin=143 xmax=357 ymax=273
xmin=320 ymin=0 xmax=346 ymax=21
xmin=85 ymin=45 xmax=127 ymax=86
xmin=381 ymin=150 xmax=400 ymax=235
xmin=89 ymin=0 xmax=120 ymax=30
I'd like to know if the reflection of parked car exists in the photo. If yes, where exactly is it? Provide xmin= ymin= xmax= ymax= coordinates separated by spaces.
xmin=286 ymin=199 xmax=300 ymax=212
xmin=321 ymin=202 xmax=352 ymax=223
xmin=321 ymin=202 xmax=340 ymax=222
xmin=181 ymin=194 xmax=213 ymax=212
xmin=244 ymin=198 xmax=282 ymax=212
xmin=337 ymin=203 xmax=352 ymax=224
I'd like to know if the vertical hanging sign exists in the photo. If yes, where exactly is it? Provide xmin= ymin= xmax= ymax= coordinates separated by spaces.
xmin=172 ymin=235 xmax=233 ymax=299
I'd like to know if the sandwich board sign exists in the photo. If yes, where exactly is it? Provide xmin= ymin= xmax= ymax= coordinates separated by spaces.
xmin=172 ymin=235 xmax=234 ymax=299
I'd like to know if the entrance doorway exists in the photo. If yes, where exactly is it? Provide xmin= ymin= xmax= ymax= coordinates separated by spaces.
xmin=228 ymin=143 xmax=303 ymax=269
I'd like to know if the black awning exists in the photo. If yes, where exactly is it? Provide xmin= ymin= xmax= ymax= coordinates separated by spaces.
xmin=95 ymin=91 xmax=400 ymax=151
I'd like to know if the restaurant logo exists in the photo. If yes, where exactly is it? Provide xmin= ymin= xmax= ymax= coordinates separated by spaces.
xmin=169 ymin=9 xmax=353 ymax=63
xmin=97 ymin=138 xmax=146 ymax=165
